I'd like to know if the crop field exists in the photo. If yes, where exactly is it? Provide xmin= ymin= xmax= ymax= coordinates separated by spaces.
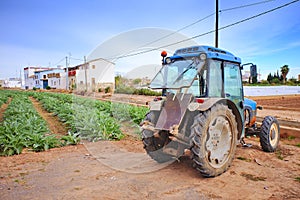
xmin=0 ymin=90 xmax=148 ymax=156
xmin=0 ymin=90 xmax=299 ymax=199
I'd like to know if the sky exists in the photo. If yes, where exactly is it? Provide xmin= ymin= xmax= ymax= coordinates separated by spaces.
xmin=0 ymin=0 xmax=300 ymax=80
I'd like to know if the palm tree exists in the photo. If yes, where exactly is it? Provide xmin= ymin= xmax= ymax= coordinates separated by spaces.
xmin=280 ymin=65 xmax=289 ymax=84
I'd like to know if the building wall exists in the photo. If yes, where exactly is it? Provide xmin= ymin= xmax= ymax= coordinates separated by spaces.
xmin=24 ymin=67 xmax=51 ymax=89
xmin=27 ymin=76 xmax=35 ymax=89
xmin=47 ymin=70 xmax=65 ymax=89
xmin=0 ymin=79 xmax=4 ymax=87
xmin=75 ymin=60 xmax=115 ymax=92
xmin=33 ymin=68 xmax=65 ymax=89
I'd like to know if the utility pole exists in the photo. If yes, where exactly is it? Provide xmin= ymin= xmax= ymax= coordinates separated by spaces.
xmin=215 ymin=0 xmax=219 ymax=48
xmin=66 ymin=56 xmax=69 ymax=90
xmin=84 ymin=56 xmax=88 ymax=92
xmin=20 ymin=69 xmax=22 ymax=88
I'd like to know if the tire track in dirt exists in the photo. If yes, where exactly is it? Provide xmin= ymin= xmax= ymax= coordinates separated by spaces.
xmin=0 ymin=97 xmax=12 ymax=122
xmin=29 ymin=96 xmax=68 ymax=135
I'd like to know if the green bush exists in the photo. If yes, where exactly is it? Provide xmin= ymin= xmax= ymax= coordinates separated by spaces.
xmin=115 ymin=86 xmax=135 ymax=94
xmin=105 ymin=86 xmax=111 ymax=93
xmin=115 ymin=86 xmax=161 ymax=96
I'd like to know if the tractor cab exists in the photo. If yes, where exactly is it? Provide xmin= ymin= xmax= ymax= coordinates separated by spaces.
xmin=150 ymin=46 xmax=245 ymax=138
xmin=151 ymin=46 xmax=243 ymax=102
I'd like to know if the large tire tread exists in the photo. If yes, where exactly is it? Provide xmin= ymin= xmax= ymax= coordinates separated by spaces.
xmin=191 ymin=104 xmax=238 ymax=177
xmin=260 ymin=116 xmax=280 ymax=152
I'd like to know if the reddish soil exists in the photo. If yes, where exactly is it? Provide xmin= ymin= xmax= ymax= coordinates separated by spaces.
xmin=0 ymin=98 xmax=12 ymax=122
xmin=0 ymin=94 xmax=299 ymax=199
xmin=0 ymin=139 xmax=299 ymax=200
xmin=250 ymin=95 xmax=300 ymax=111
xmin=29 ymin=96 xmax=68 ymax=135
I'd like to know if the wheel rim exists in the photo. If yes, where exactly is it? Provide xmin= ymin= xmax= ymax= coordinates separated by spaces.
xmin=206 ymin=116 xmax=232 ymax=168
xmin=269 ymin=123 xmax=279 ymax=147
xmin=244 ymin=110 xmax=250 ymax=126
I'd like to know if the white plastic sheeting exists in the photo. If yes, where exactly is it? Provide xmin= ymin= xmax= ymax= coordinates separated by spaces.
xmin=244 ymin=86 xmax=300 ymax=96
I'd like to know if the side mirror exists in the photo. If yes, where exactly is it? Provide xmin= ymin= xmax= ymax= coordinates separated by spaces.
xmin=250 ymin=65 xmax=257 ymax=77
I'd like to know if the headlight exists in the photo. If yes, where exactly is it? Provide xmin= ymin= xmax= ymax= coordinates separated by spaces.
xmin=165 ymin=57 xmax=172 ymax=64
xmin=199 ymin=53 xmax=207 ymax=60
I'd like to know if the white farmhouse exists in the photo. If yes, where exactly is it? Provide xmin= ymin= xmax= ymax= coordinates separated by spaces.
xmin=24 ymin=66 xmax=66 ymax=89
xmin=72 ymin=59 xmax=115 ymax=92
xmin=34 ymin=68 xmax=65 ymax=89
xmin=23 ymin=59 xmax=114 ymax=92
xmin=24 ymin=67 xmax=52 ymax=89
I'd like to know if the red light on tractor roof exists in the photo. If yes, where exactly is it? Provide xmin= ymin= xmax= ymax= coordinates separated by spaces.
xmin=161 ymin=51 xmax=167 ymax=58
xmin=195 ymin=98 xmax=205 ymax=103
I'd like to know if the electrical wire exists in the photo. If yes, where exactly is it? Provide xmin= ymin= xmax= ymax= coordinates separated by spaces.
xmin=70 ymin=57 xmax=84 ymax=61
xmin=107 ymin=0 xmax=299 ymax=60
xmin=126 ymin=0 xmax=276 ymax=51
xmin=52 ymin=57 xmax=65 ymax=67
xmin=220 ymin=0 xmax=275 ymax=12
xmin=137 ymin=13 xmax=215 ymax=49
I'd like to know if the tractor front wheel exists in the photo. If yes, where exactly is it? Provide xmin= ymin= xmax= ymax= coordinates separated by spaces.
xmin=142 ymin=112 xmax=174 ymax=163
xmin=260 ymin=116 xmax=280 ymax=152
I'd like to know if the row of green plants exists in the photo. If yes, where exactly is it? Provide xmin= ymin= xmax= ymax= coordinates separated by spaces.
xmin=0 ymin=90 xmax=149 ymax=155
xmin=0 ymin=92 xmax=9 ymax=107
xmin=0 ymin=92 xmax=77 ymax=156
xmin=31 ymin=91 xmax=149 ymax=142
xmin=31 ymin=92 xmax=122 ymax=141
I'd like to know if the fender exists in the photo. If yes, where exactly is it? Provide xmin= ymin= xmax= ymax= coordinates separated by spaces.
xmin=188 ymin=98 xmax=244 ymax=140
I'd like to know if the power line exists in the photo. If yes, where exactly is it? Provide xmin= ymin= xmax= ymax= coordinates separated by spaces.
xmin=107 ymin=0 xmax=299 ymax=60
xmin=123 ymin=0 xmax=276 ymax=51
xmin=220 ymin=0 xmax=275 ymax=12
xmin=70 ymin=56 xmax=84 ymax=61
xmin=53 ymin=57 xmax=65 ymax=67
xmin=138 ymin=13 xmax=215 ymax=49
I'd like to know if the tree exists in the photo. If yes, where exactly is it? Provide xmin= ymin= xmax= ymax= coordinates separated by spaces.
xmin=281 ymin=65 xmax=289 ymax=84
xmin=133 ymin=78 xmax=142 ymax=85
xmin=267 ymin=73 xmax=273 ymax=83
xmin=252 ymin=76 xmax=258 ymax=84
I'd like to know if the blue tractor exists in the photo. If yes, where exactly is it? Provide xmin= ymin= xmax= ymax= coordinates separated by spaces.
xmin=141 ymin=46 xmax=280 ymax=177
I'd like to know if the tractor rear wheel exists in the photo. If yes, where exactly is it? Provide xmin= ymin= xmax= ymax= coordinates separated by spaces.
xmin=260 ymin=116 xmax=280 ymax=152
xmin=191 ymin=104 xmax=238 ymax=177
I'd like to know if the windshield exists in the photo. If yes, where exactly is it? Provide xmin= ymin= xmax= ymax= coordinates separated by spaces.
xmin=150 ymin=58 xmax=205 ymax=89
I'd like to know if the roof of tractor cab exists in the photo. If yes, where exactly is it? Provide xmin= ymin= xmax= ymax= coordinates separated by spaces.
xmin=173 ymin=45 xmax=241 ymax=64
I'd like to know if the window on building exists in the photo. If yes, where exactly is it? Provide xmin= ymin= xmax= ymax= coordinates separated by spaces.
xmin=92 ymin=65 xmax=96 ymax=69
xmin=43 ymin=75 xmax=46 ymax=79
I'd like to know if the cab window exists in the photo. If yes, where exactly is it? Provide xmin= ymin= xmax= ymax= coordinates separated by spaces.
xmin=224 ymin=62 xmax=243 ymax=99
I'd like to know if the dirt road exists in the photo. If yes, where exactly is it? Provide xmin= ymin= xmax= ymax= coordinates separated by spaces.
xmin=0 ymin=138 xmax=299 ymax=200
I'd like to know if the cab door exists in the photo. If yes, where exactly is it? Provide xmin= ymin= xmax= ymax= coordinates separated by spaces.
xmin=223 ymin=62 xmax=243 ymax=103
xmin=224 ymin=62 xmax=245 ymax=138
